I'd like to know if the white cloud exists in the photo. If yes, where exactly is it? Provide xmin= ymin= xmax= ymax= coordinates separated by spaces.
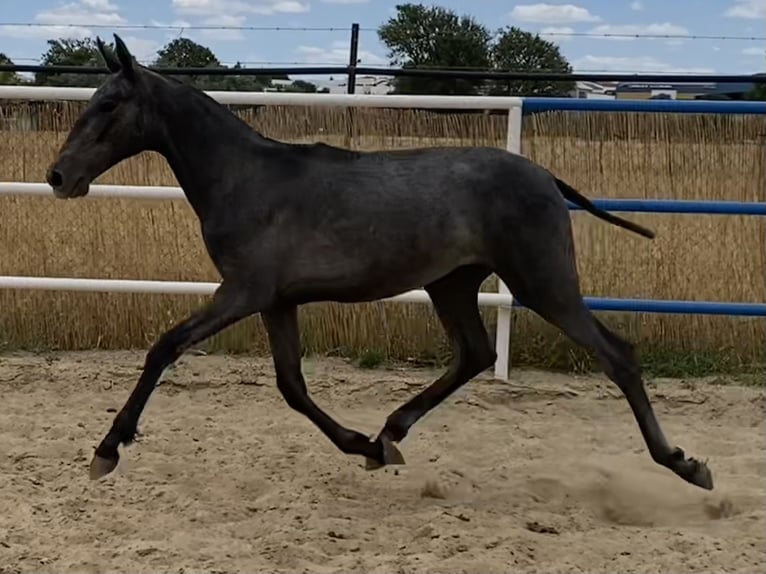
xmin=118 ymin=36 xmax=161 ymax=62
xmin=725 ymin=0 xmax=766 ymax=19
xmin=198 ymin=13 xmax=247 ymax=41
xmin=295 ymin=40 xmax=387 ymax=66
xmin=630 ymin=1 xmax=644 ymax=10
xmin=319 ymin=0 xmax=368 ymax=3
xmin=81 ymin=0 xmax=119 ymax=9
xmin=588 ymin=22 xmax=690 ymax=40
xmin=742 ymin=46 xmax=765 ymax=56
xmin=539 ymin=26 xmax=575 ymax=42
xmin=509 ymin=3 xmax=601 ymax=24
xmin=171 ymin=0 xmax=309 ymax=16
xmin=0 ymin=24 xmax=92 ymax=40
xmin=150 ymin=18 xmax=192 ymax=28
xmin=573 ymin=55 xmax=714 ymax=74
xmin=0 ymin=0 xmax=124 ymax=40
xmin=36 ymin=0 xmax=126 ymax=26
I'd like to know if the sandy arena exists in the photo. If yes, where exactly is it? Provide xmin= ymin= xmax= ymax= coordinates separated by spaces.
xmin=0 ymin=350 xmax=763 ymax=573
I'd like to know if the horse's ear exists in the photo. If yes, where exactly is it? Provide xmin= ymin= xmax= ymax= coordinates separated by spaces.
xmin=112 ymin=34 xmax=135 ymax=81
xmin=96 ymin=36 xmax=120 ymax=73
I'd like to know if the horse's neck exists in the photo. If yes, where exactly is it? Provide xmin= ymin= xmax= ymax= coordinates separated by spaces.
xmin=151 ymin=86 xmax=272 ymax=215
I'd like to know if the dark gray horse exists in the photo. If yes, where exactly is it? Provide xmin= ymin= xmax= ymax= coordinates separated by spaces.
xmin=45 ymin=35 xmax=713 ymax=490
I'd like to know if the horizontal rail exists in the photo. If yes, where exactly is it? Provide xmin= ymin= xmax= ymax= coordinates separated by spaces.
xmin=0 ymin=63 xmax=763 ymax=84
xmin=0 ymin=276 xmax=762 ymax=316
xmin=576 ymin=297 xmax=766 ymax=317
xmin=523 ymin=97 xmax=766 ymax=115
xmin=0 ymin=182 xmax=186 ymax=200
xmin=2 ymin=86 xmax=763 ymax=114
xmin=0 ymin=275 xmax=503 ymax=306
xmin=3 ymin=183 xmax=765 ymax=216
xmin=0 ymin=85 xmax=523 ymax=110
xmin=568 ymin=198 xmax=766 ymax=216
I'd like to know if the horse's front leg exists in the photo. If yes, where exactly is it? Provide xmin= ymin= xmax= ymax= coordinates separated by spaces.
xmin=261 ymin=304 xmax=405 ymax=466
xmin=89 ymin=280 xmax=264 ymax=479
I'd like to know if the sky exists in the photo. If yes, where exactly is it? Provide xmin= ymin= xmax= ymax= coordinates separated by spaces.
xmin=0 ymin=0 xmax=764 ymax=78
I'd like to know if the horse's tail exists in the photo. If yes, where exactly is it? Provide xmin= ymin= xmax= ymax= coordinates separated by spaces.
xmin=554 ymin=177 xmax=655 ymax=239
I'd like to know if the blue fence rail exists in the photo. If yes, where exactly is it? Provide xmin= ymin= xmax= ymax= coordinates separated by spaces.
xmin=518 ymin=96 xmax=765 ymax=319
xmin=522 ymin=97 xmax=766 ymax=115
xmin=512 ymin=297 xmax=766 ymax=317
xmin=562 ymin=197 xmax=766 ymax=317
xmin=568 ymin=198 xmax=766 ymax=216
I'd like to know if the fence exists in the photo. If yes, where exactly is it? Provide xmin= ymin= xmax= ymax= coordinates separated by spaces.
xmin=0 ymin=85 xmax=764 ymax=380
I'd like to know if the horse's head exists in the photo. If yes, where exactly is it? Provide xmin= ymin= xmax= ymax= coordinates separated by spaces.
xmin=46 ymin=34 xmax=152 ymax=199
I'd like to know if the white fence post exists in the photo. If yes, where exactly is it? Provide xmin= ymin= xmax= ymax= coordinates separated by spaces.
xmin=493 ymin=105 xmax=523 ymax=381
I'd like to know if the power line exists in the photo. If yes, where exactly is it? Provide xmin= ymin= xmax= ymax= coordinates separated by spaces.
xmin=517 ymin=31 xmax=766 ymax=41
xmin=0 ymin=22 xmax=348 ymax=32
xmin=0 ymin=22 xmax=764 ymax=42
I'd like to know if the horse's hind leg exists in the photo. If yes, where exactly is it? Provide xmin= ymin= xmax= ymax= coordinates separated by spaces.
xmin=369 ymin=264 xmax=496 ymax=468
xmin=494 ymin=222 xmax=713 ymax=490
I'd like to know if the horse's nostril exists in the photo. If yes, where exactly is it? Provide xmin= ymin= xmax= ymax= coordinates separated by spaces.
xmin=47 ymin=169 xmax=64 ymax=188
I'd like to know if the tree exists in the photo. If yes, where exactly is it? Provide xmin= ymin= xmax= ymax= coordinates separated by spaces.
xmin=151 ymin=37 xmax=224 ymax=90
xmin=153 ymin=37 xmax=220 ymax=69
xmin=378 ymin=3 xmax=492 ymax=95
xmin=489 ymin=27 xmax=574 ymax=96
xmin=744 ymin=81 xmax=766 ymax=101
xmin=34 ymin=38 xmax=110 ymax=87
xmin=152 ymin=40 xmax=279 ymax=92
xmin=0 ymin=53 xmax=23 ymax=85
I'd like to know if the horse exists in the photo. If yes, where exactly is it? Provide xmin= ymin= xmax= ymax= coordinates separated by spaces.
xmin=45 ymin=34 xmax=713 ymax=490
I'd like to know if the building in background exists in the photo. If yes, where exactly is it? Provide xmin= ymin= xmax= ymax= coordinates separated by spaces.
xmin=571 ymin=80 xmax=618 ymax=99
xmin=325 ymin=75 xmax=393 ymax=94
xmin=615 ymin=74 xmax=763 ymax=101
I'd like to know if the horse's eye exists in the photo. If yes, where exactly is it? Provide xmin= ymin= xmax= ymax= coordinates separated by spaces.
xmin=99 ymin=99 xmax=117 ymax=113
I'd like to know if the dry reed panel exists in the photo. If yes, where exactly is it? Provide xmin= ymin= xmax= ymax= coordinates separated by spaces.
xmin=0 ymin=101 xmax=763 ymax=367
xmin=520 ymin=111 xmax=765 ymax=364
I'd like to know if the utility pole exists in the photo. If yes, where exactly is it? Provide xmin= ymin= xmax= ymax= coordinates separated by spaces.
xmin=347 ymin=23 xmax=360 ymax=94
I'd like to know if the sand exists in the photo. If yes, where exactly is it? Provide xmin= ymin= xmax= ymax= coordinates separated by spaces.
xmin=0 ymin=350 xmax=763 ymax=573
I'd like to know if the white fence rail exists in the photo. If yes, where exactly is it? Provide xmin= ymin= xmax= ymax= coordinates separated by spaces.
xmin=0 ymin=86 xmax=522 ymax=381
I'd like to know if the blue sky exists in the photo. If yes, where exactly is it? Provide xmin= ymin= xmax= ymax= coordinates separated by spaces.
xmin=0 ymin=0 xmax=764 ymax=77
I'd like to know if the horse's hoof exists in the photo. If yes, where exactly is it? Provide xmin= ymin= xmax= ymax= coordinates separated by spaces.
xmin=364 ymin=433 xmax=405 ymax=471
xmin=686 ymin=457 xmax=714 ymax=491
xmin=89 ymin=453 xmax=118 ymax=480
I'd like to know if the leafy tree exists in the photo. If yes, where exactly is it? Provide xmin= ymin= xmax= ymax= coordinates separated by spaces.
xmin=29 ymin=34 xmax=325 ymax=93
xmin=377 ymin=4 xmax=575 ymax=97
xmin=378 ymin=3 xmax=492 ymax=95
xmin=34 ymin=38 xmax=110 ymax=87
xmin=490 ymin=27 xmax=574 ymax=96
xmin=152 ymin=39 xmax=281 ymax=92
xmin=0 ymin=53 xmax=23 ymax=85
xmin=744 ymin=80 xmax=766 ymax=101
xmin=151 ymin=37 xmax=224 ymax=90
xmin=153 ymin=37 xmax=220 ymax=69
xmin=288 ymin=79 xmax=319 ymax=92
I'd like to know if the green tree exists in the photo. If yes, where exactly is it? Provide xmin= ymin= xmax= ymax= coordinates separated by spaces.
xmin=287 ymin=79 xmax=322 ymax=92
xmin=152 ymin=40 xmax=278 ymax=92
xmin=744 ymin=79 xmax=766 ymax=101
xmin=378 ymin=3 xmax=492 ymax=95
xmin=153 ymin=37 xmax=220 ymax=69
xmin=34 ymin=38 xmax=110 ymax=87
xmin=490 ymin=27 xmax=574 ymax=96
xmin=0 ymin=53 xmax=23 ymax=85
xmin=151 ymin=37 xmax=223 ymax=90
